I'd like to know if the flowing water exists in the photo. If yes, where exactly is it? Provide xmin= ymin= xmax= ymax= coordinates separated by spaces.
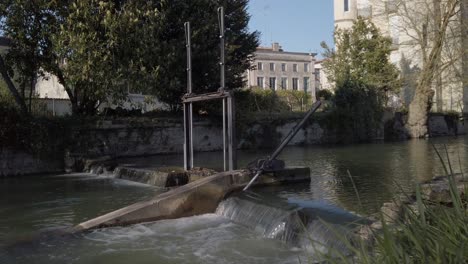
xmin=1 ymin=136 xmax=467 ymax=263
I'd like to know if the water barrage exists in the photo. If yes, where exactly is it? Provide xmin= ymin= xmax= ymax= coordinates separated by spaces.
xmin=215 ymin=197 xmax=303 ymax=243
xmin=215 ymin=196 xmax=358 ymax=257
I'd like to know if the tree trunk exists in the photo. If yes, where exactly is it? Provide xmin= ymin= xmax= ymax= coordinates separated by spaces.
xmin=462 ymin=0 xmax=468 ymax=114
xmin=0 ymin=55 xmax=29 ymax=114
xmin=406 ymin=0 xmax=458 ymax=137
xmin=407 ymin=86 xmax=433 ymax=137
xmin=28 ymin=75 xmax=35 ymax=113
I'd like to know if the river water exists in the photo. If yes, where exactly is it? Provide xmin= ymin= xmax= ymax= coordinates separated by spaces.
xmin=1 ymin=136 xmax=467 ymax=263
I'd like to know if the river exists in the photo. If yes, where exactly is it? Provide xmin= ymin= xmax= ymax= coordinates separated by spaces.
xmin=1 ymin=136 xmax=467 ymax=263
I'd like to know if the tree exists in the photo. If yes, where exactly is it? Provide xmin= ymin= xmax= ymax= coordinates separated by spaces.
xmin=1 ymin=0 xmax=258 ymax=115
xmin=148 ymin=0 xmax=259 ymax=111
xmin=0 ymin=0 xmax=163 ymax=115
xmin=50 ymin=0 xmax=162 ymax=115
xmin=383 ymin=0 xmax=463 ymax=137
xmin=321 ymin=17 xmax=399 ymax=142
xmin=0 ymin=0 xmax=58 ymax=115
xmin=321 ymin=17 xmax=400 ymax=105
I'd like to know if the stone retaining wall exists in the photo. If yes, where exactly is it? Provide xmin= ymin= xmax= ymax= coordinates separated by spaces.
xmin=0 ymin=149 xmax=63 ymax=177
xmin=1 ymin=113 xmax=466 ymax=176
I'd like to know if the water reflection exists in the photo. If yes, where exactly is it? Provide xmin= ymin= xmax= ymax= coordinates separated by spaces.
xmin=117 ymin=136 xmax=468 ymax=214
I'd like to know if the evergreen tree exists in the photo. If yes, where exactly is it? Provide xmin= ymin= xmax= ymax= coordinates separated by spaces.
xmin=321 ymin=17 xmax=400 ymax=142
xmin=149 ymin=0 xmax=259 ymax=111
xmin=321 ymin=17 xmax=400 ymax=104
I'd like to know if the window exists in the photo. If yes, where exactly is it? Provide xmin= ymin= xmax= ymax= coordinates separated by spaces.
xmin=344 ymin=0 xmax=349 ymax=12
xmin=281 ymin=77 xmax=287 ymax=90
xmin=257 ymin=62 xmax=263 ymax=71
xmin=293 ymin=64 xmax=298 ymax=72
xmin=389 ymin=15 xmax=400 ymax=46
xmin=292 ymin=78 xmax=298 ymax=90
xmin=269 ymin=77 xmax=276 ymax=90
xmin=315 ymin=69 xmax=321 ymax=82
xmin=303 ymin=77 xmax=309 ymax=92
xmin=257 ymin=77 xmax=264 ymax=88
xmin=281 ymin=63 xmax=286 ymax=72
xmin=269 ymin=63 xmax=275 ymax=71
xmin=304 ymin=63 xmax=309 ymax=72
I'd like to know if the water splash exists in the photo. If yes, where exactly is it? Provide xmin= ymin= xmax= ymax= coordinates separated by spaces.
xmin=216 ymin=195 xmax=362 ymax=257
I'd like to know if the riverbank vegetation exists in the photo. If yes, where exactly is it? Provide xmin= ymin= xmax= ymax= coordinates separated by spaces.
xmin=0 ymin=0 xmax=258 ymax=115
xmin=318 ymin=18 xmax=401 ymax=143
xmin=319 ymin=152 xmax=467 ymax=263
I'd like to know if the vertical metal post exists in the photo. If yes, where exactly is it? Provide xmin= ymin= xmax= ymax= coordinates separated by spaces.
xmin=183 ymin=22 xmax=194 ymax=170
xmin=227 ymin=94 xmax=236 ymax=170
xmin=218 ymin=7 xmax=225 ymax=91
xmin=218 ymin=7 xmax=229 ymax=171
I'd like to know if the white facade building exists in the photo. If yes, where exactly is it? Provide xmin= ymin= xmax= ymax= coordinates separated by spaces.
xmin=314 ymin=60 xmax=333 ymax=92
xmin=246 ymin=43 xmax=317 ymax=101
xmin=334 ymin=0 xmax=467 ymax=113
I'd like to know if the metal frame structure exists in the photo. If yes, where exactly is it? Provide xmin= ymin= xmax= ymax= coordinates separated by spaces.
xmin=183 ymin=7 xmax=236 ymax=171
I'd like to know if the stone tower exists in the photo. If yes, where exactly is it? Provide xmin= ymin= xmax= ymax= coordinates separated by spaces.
xmin=334 ymin=0 xmax=358 ymax=30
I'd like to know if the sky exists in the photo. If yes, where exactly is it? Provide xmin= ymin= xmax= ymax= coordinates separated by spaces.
xmin=247 ymin=0 xmax=334 ymax=57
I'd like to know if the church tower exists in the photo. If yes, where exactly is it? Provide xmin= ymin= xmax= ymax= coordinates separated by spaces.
xmin=334 ymin=0 xmax=358 ymax=30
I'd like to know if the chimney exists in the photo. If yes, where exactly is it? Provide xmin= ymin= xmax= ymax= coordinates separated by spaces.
xmin=272 ymin=42 xmax=280 ymax=51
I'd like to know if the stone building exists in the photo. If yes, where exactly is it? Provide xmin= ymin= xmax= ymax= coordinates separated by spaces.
xmin=334 ymin=0 xmax=467 ymax=113
xmin=245 ymin=43 xmax=317 ymax=101
xmin=314 ymin=59 xmax=333 ymax=92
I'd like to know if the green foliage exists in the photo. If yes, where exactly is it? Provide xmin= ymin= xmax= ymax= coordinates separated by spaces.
xmin=235 ymin=88 xmax=289 ymax=114
xmin=148 ymin=0 xmax=259 ymax=110
xmin=0 ymin=79 xmax=17 ymax=110
xmin=321 ymin=17 xmax=400 ymax=103
xmin=1 ymin=0 xmax=258 ymax=115
xmin=316 ymin=89 xmax=333 ymax=100
xmin=329 ymin=79 xmax=384 ymax=143
xmin=0 ymin=105 xmax=68 ymax=160
xmin=319 ymin=147 xmax=468 ymax=263
xmin=276 ymin=90 xmax=312 ymax=112
xmin=0 ymin=0 xmax=58 ymax=114
xmin=51 ymin=0 xmax=162 ymax=115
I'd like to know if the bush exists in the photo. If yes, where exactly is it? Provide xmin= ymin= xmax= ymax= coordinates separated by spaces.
xmin=235 ymin=88 xmax=290 ymax=113
xmin=276 ymin=90 xmax=312 ymax=112
xmin=0 ymin=105 xmax=69 ymax=160
xmin=329 ymin=79 xmax=384 ymax=143
xmin=316 ymin=89 xmax=333 ymax=100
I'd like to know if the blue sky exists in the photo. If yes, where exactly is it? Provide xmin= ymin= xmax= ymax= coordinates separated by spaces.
xmin=247 ymin=0 xmax=334 ymax=57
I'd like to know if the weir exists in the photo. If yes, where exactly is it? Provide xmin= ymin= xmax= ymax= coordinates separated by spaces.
xmin=4 ymin=8 xmax=346 ymax=259
xmin=73 ymin=167 xmax=311 ymax=231
xmin=74 ymin=6 xmax=324 ymax=234
xmin=216 ymin=195 xmax=367 ymax=255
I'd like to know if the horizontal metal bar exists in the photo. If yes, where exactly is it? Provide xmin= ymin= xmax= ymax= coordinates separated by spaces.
xmin=182 ymin=91 xmax=231 ymax=103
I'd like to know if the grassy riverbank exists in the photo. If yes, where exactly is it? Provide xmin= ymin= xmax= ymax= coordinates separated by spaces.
xmin=320 ymin=153 xmax=468 ymax=263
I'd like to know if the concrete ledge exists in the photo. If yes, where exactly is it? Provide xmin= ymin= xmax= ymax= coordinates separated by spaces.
xmin=74 ymin=167 xmax=310 ymax=231
xmin=113 ymin=166 xmax=218 ymax=187
xmin=114 ymin=166 xmax=188 ymax=187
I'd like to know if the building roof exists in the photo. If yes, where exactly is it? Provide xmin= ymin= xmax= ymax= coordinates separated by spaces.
xmin=256 ymin=48 xmax=317 ymax=57
xmin=255 ymin=43 xmax=317 ymax=57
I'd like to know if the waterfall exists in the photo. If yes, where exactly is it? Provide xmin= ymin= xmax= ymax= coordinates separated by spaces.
xmin=215 ymin=195 xmax=363 ymax=256
xmin=215 ymin=196 xmax=303 ymax=243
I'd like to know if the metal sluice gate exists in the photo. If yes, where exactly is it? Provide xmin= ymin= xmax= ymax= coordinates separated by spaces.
xmin=182 ymin=7 xmax=321 ymax=191
xmin=182 ymin=7 xmax=236 ymax=172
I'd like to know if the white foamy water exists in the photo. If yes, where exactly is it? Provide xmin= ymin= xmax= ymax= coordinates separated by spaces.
xmin=7 ymin=214 xmax=304 ymax=264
